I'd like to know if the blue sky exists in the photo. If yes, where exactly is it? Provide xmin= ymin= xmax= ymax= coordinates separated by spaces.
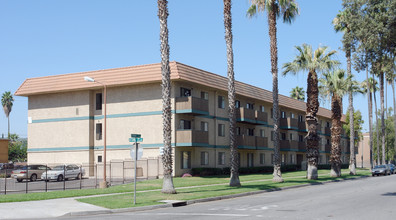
xmin=0 ymin=0 xmax=387 ymax=138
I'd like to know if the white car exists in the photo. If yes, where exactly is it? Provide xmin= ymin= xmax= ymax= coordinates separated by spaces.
xmin=41 ymin=164 xmax=85 ymax=182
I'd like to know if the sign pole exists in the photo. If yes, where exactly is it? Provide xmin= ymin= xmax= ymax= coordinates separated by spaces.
xmin=134 ymin=140 xmax=137 ymax=205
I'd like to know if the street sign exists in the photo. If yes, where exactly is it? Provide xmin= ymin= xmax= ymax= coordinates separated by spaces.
xmin=130 ymin=143 xmax=143 ymax=161
xmin=129 ymin=137 xmax=143 ymax=142
xmin=131 ymin=134 xmax=141 ymax=138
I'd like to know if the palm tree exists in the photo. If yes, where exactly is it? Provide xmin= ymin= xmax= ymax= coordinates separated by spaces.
xmin=333 ymin=9 xmax=357 ymax=175
xmin=1 ymin=91 xmax=14 ymax=139
xmin=247 ymin=0 xmax=299 ymax=183
xmin=224 ymin=0 xmax=240 ymax=187
xmin=290 ymin=86 xmax=305 ymax=101
xmin=385 ymin=64 xmax=396 ymax=163
xmin=362 ymin=77 xmax=378 ymax=167
xmin=158 ymin=0 xmax=176 ymax=194
xmin=283 ymin=44 xmax=339 ymax=179
xmin=319 ymin=70 xmax=352 ymax=177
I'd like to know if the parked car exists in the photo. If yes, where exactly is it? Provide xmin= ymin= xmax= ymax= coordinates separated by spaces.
xmin=41 ymin=164 xmax=85 ymax=182
xmin=0 ymin=163 xmax=14 ymax=177
xmin=386 ymin=164 xmax=395 ymax=174
xmin=11 ymin=165 xmax=51 ymax=182
xmin=371 ymin=165 xmax=390 ymax=176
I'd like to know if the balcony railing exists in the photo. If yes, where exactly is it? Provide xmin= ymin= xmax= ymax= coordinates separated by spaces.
xmin=298 ymin=141 xmax=306 ymax=151
xmin=236 ymin=135 xmax=256 ymax=148
xmin=280 ymin=140 xmax=290 ymax=150
xmin=280 ymin=118 xmax=298 ymax=129
xmin=255 ymin=111 xmax=268 ymax=125
xmin=176 ymin=130 xmax=208 ymax=145
xmin=236 ymin=108 xmax=256 ymax=124
xmin=290 ymin=140 xmax=299 ymax=150
xmin=298 ymin=121 xmax=307 ymax=131
xmin=256 ymin=136 xmax=268 ymax=148
xmin=175 ymin=96 xmax=209 ymax=115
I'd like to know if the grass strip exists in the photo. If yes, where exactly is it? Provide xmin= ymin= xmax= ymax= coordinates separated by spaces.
xmin=0 ymin=169 xmax=370 ymax=204
xmin=77 ymin=169 xmax=371 ymax=209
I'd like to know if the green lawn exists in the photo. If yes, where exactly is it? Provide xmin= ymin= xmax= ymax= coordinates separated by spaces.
xmin=0 ymin=168 xmax=370 ymax=205
xmin=77 ymin=169 xmax=370 ymax=209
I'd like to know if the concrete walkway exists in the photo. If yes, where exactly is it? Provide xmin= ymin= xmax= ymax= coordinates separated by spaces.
xmin=0 ymin=172 xmax=367 ymax=219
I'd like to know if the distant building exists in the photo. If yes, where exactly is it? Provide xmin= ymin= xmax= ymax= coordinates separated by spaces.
xmin=356 ymin=132 xmax=373 ymax=168
xmin=15 ymin=62 xmax=349 ymax=176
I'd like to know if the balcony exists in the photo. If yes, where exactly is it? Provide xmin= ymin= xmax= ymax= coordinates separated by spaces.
xmin=280 ymin=140 xmax=290 ymax=150
xmin=325 ymin=144 xmax=331 ymax=152
xmin=290 ymin=140 xmax=299 ymax=150
xmin=176 ymin=130 xmax=208 ymax=145
xmin=175 ymin=96 xmax=209 ymax=115
xmin=236 ymin=135 xmax=256 ymax=148
xmin=324 ymin=127 xmax=331 ymax=135
xmin=280 ymin=118 xmax=298 ymax=130
xmin=256 ymin=136 xmax=268 ymax=148
xmin=298 ymin=121 xmax=307 ymax=131
xmin=236 ymin=108 xmax=256 ymax=124
xmin=255 ymin=111 xmax=268 ymax=125
xmin=298 ymin=141 xmax=306 ymax=151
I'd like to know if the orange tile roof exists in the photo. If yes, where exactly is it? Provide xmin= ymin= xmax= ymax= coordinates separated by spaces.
xmin=15 ymin=61 xmax=344 ymax=121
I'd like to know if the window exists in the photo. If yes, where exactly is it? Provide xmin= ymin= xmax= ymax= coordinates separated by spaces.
xmin=235 ymin=100 xmax=241 ymax=108
xmin=298 ymin=115 xmax=304 ymax=122
xmin=218 ymin=124 xmax=225 ymax=137
xmin=96 ymin=123 xmax=102 ymax=140
xmin=260 ymin=129 xmax=265 ymax=137
xmin=299 ymin=135 xmax=304 ymax=142
xmin=247 ymin=153 xmax=254 ymax=167
xmin=180 ymin=87 xmax=191 ymax=97
xmin=281 ymin=111 xmax=286 ymax=118
xmin=289 ymin=133 xmax=293 ymax=141
xmin=247 ymin=128 xmax=254 ymax=136
xmin=179 ymin=120 xmax=191 ymax=130
xmin=290 ymin=155 xmax=296 ymax=164
xmin=97 ymin=155 xmax=102 ymax=163
xmin=271 ymin=131 xmax=275 ymax=141
xmin=281 ymin=133 xmax=286 ymax=141
xmin=290 ymin=113 xmax=295 ymax=119
xmin=327 ymin=139 xmax=330 ymax=145
xmin=96 ymin=93 xmax=102 ymax=110
xmin=260 ymin=105 xmax=265 ymax=112
xmin=271 ymin=154 xmax=274 ymax=165
xmin=201 ymin=121 xmax=208 ymax=132
xmin=236 ymin=127 xmax=241 ymax=136
xmin=201 ymin=91 xmax=208 ymax=100
xmin=218 ymin=152 xmax=226 ymax=165
xmin=218 ymin=96 xmax=225 ymax=109
xmin=181 ymin=151 xmax=191 ymax=169
xmin=260 ymin=153 xmax=265 ymax=165
xmin=326 ymin=121 xmax=330 ymax=128
xmin=201 ymin=152 xmax=209 ymax=165
xmin=281 ymin=154 xmax=286 ymax=164
xmin=246 ymin=103 xmax=254 ymax=109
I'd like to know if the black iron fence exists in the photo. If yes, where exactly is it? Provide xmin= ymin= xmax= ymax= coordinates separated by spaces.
xmin=0 ymin=158 xmax=162 ymax=195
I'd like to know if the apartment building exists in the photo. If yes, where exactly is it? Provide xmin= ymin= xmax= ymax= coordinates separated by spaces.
xmin=15 ymin=62 xmax=349 ymax=176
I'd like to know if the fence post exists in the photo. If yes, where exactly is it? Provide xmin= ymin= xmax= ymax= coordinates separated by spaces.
xmin=95 ymin=164 xmax=97 ymax=189
xmin=45 ymin=165 xmax=48 ymax=192
xmin=25 ymin=164 xmax=28 ymax=194
xmin=109 ymin=162 xmax=112 ymax=186
xmin=63 ymin=165 xmax=66 ymax=191
xmin=4 ymin=166 xmax=7 ymax=195
xmin=80 ymin=165 xmax=82 ymax=190
xmin=122 ymin=161 xmax=125 ymax=184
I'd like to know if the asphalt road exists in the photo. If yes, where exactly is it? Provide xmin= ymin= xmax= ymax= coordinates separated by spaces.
xmin=55 ymin=174 xmax=396 ymax=220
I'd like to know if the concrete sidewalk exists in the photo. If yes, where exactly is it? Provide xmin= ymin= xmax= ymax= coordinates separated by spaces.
xmin=0 ymin=173 xmax=369 ymax=219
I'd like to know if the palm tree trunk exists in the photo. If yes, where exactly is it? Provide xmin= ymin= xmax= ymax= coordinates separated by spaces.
xmin=224 ymin=0 xmax=240 ymax=187
xmin=268 ymin=6 xmax=283 ymax=183
xmin=380 ymin=72 xmax=386 ymax=164
xmin=8 ymin=116 xmax=10 ymax=139
xmin=306 ymin=69 xmax=320 ymax=180
xmin=392 ymin=81 xmax=396 ymax=163
xmin=366 ymin=65 xmax=373 ymax=169
xmin=158 ymin=0 xmax=176 ymax=194
xmin=373 ymin=75 xmax=380 ymax=165
xmin=330 ymin=95 xmax=342 ymax=177
xmin=347 ymin=51 xmax=356 ymax=175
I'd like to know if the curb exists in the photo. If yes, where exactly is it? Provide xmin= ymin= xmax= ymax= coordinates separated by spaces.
xmin=63 ymin=175 xmax=369 ymax=217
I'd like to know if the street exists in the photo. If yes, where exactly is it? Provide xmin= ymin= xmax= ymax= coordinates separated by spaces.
xmin=53 ymin=174 xmax=395 ymax=220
